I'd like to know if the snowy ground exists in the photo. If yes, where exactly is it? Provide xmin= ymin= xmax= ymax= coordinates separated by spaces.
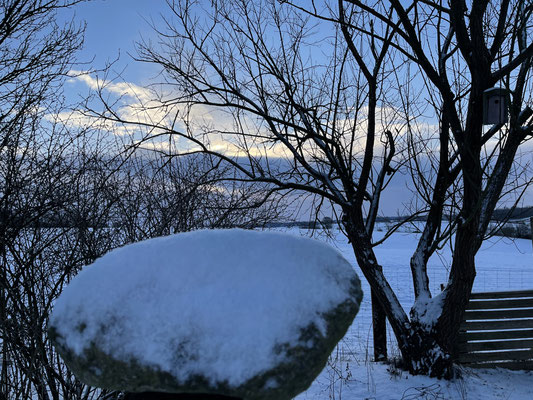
xmin=281 ymin=227 xmax=533 ymax=400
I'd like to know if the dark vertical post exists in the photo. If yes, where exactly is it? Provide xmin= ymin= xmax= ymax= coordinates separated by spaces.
xmin=530 ymin=216 xmax=533 ymax=252
xmin=372 ymin=265 xmax=387 ymax=361
xmin=0 ymin=243 xmax=8 ymax=399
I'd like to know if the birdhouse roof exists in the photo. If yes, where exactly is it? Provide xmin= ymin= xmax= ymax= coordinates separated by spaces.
xmin=483 ymin=87 xmax=508 ymax=96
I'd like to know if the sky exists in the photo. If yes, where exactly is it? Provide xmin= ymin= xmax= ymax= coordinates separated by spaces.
xmin=56 ymin=0 xmax=415 ymax=216
xmin=65 ymin=0 xmax=165 ymax=82
xmin=58 ymin=0 xmax=533 ymax=217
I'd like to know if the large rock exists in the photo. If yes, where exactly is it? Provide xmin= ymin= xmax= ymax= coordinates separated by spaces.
xmin=49 ymin=229 xmax=362 ymax=400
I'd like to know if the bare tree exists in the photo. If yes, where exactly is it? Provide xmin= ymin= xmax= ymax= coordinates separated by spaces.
xmin=0 ymin=1 xmax=91 ymax=398
xmin=0 ymin=2 xmax=131 ymax=399
xmin=89 ymin=0 xmax=406 ymax=367
xmin=0 ymin=3 xmax=287 ymax=399
xmin=111 ymin=152 xmax=286 ymax=243
xmin=83 ymin=0 xmax=533 ymax=378
xmin=354 ymin=0 xmax=533 ymax=376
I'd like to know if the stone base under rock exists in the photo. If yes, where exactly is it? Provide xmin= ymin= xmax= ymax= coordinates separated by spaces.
xmin=123 ymin=393 xmax=242 ymax=400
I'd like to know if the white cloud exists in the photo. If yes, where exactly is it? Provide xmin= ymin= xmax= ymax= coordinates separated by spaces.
xmin=62 ymin=71 xmax=291 ymax=158
xmin=61 ymin=71 xmax=443 ymax=163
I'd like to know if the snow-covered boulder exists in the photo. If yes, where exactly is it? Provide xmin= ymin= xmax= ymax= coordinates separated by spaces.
xmin=49 ymin=229 xmax=362 ymax=400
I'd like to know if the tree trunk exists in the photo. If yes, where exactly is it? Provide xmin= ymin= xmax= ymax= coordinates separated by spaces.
xmin=345 ymin=214 xmax=455 ymax=377
xmin=398 ymin=325 xmax=452 ymax=378
xmin=435 ymin=227 xmax=477 ymax=361
xmin=0 ymin=244 xmax=8 ymax=399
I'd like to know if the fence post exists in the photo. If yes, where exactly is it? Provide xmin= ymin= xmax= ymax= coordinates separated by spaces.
xmin=372 ymin=290 xmax=387 ymax=361
xmin=530 ymin=217 xmax=533 ymax=252
xmin=372 ymin=264 xmax=387 ymax=362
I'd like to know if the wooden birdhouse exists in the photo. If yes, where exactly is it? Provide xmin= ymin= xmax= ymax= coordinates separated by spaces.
xmin=483 ymin=87 xmax=509 ymax=125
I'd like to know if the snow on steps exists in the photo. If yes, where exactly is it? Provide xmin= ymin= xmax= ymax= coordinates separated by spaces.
xmin=458 ymin=290 xmax=533 ymax=370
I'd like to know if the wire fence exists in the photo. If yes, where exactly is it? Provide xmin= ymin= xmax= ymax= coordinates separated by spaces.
xmin=309 ymin=227 xmax=533 ymax=362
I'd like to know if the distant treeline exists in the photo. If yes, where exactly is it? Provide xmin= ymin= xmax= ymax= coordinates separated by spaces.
xmin=269 ymin=207 xmax=533 ymax=230
xmin=490 ymin=207 xmax=533 ymax=221
xmin=16 ymin=206 xmax=533 ymax=229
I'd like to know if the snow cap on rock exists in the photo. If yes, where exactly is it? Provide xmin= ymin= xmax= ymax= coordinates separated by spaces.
xmin=49 ymin=229 xmax=362 ymax=400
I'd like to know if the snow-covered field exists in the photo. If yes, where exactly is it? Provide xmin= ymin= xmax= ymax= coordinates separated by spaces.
xmin=280 ymin=227 xmax=533 ymax=400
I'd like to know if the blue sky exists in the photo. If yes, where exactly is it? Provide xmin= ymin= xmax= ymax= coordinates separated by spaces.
xmin=65 ymin=0 xmax=166 ymax=82
xmin=59 ymin=0 xmax=533 ymax=215
xmin=61 ymin=2 xmax=431 ymax=216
